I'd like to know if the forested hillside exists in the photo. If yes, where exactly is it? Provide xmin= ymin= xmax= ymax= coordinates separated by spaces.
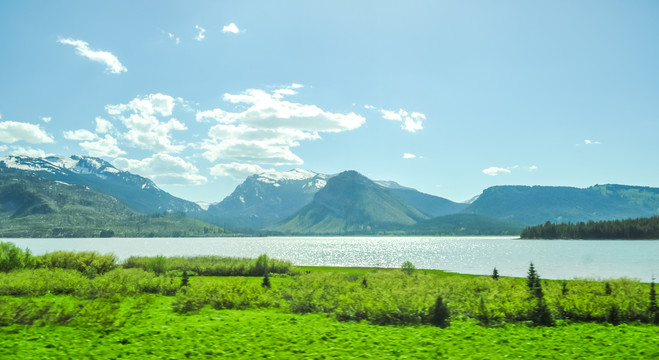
xmin=520 ymin=216 xmax=659 ymax=239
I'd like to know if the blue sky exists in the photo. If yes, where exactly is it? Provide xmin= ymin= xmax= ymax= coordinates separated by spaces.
xmin=1 ymin=1 xmax=658 ymax=203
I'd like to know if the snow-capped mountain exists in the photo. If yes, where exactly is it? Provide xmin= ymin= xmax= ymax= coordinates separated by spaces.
xmin=0 ymin=155 xmax=201 ymax=214
xmin=203 ymin=169 xmax=330 ymax=230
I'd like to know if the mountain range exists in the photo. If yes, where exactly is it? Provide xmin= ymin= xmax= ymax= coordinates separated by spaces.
xmin=2 ymin=155 xmax=659 ymax=237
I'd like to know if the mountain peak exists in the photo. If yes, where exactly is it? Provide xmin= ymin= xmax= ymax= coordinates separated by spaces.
xmin=256 ymin=168 xmax=323 ymax=183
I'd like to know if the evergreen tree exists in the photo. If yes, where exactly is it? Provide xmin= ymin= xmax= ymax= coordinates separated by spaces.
xmin=527 ymin=262 xmax=543 ymax=298
xmin=531 ymin=298 xmax=554 ymax=326
xmin=527 ymin=262 xmax=537 ymax=291
xmin=261 ymin=272 xmax=271 ymax=289
xmin=430 ymin=294 xmax=450 ymax=328
xmin=181 ymin=271 xmax=189 ymax=287
xmin=491 ymin=267 xmax=499 ymax=280
xmin=362 ymin=277 xmax=368 ymax=288
xmin=649 ymin=279 xmax=657 ymax=324
xmin=605 ymin=282 xmax=612 ymax=295
xmin=606 ymin=304 xmax=621 ymax=325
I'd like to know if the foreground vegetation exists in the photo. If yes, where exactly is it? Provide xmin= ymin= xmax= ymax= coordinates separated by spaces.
xmin=1 ymin=302 xmax=657 ymax=359
xmin=1 ymin=241 xmax=658 ymax=358
xmin=521 ymin=216 xmax=659 ymax=239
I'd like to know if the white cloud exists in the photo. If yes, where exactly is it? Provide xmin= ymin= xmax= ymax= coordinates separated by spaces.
xmin=529 ymin=165 xmax=538 ymax=171
xmin=57 ymin=37 xmax=127 ymax=74
xmin=222 ymin=23 xmax=241 ymax=34
xmin=198 ymin=86 xmax=365 ymax=166
xmin=79 ymin=135 xmax=125 ymax=158
xmin=0 ymin=145 xmax=7 ymax=152
xmin=41 ymin=116 xmax=51 ymax=123
xmin=95 ymin=117 xmax=114 ymax=134
xmin=209 ymin=162 xmax=273 ymax=180
xmin=369 ymin=107 xmax=425 ymax=133
xmin=482 ymin=167 xmax=511 ymax=176
xmin=195 ymin=25 xmax=206 ymax=41
xmin=168 ymin=32 xmax=181 ymax=45
xmin=403 ymin=153 xmax=417 ymax=159
xmin=584 ymin=139 xmax=601 ymax=145
xmin=0 ymin=121 xmax=54 ymax=144
xmin=113 ymin=154 xmax=207 ymax=185
xmin=63 ymin=129 xmax=96 ymax=141
xmin=9 ymin=146 xmax=47 ymax=157
xmin=106 ymin=94 xmax=186 ymax=153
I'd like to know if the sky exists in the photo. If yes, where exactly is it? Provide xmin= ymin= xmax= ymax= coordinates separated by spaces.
xmin=1 ymin=1 xmax=658 ymax=203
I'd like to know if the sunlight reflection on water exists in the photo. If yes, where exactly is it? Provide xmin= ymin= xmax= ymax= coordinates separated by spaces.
xmin=8 ymin=236 xmax=659 ymax=282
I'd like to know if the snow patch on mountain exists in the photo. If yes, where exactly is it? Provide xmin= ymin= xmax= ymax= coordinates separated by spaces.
xmin=374 ymin=180 xmax=414 ymax=191
xmin=257 ymin=168 xmax=320 ymax=182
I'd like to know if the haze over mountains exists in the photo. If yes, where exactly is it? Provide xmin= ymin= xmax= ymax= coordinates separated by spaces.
xmin=2 ymin=155 xmax=659 ymax=237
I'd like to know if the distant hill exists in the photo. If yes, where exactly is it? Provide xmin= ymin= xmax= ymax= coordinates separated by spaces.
xmin=385 ymin=187 xmax=468 ymax=217
xmin=0 ymin=172 xmax=228 ymax=238
xmin=463 ymin=184 xmax=659 ymax=225
xmin=271 ymin=171 xmax=430 ymax=234
xmin=203 ymin=169 xmax=329 ymax=230
xmin=409 ymin=214 xmax=525 ymax=236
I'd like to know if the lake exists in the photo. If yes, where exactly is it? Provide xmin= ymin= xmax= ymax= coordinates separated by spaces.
xmin=6 ymin=236 xmax=659 ymax=282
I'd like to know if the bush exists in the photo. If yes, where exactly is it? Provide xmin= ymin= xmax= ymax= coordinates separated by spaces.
xmin=0 ymin=242 xmax=34 ymax=272
xmin=401 ymin=261 xmax=415 ymax=276
xmin=123 ymin=254 xmax=294 ymax=277
xmin=35 ymin=251 xmax=117 ymax=276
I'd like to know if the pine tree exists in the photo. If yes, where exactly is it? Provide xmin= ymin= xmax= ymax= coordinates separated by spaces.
xmin=181 ymin=271 xmax=189 ymax=287
xmin=527 ymin=262 xmax=537 ymax=292
xmin=492 ymin=267 xmax=499 ymax=280
xmin=261 ymin=272 xmax=271 ymax=289
xmin=527 ymin=262 xmax=543 ymax=299
xmin=605 ymin=282 xmax=612 ymax=295
xmin=649 ymin=278 xmax=657 ymax=324
xmin=430 ymin=295 xmax=450 ymax=328
xmin=362 ymin=277 xmax=368 ymax=288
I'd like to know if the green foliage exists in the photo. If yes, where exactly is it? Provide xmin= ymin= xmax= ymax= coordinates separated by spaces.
xmin=262 ymin=273 xmax=271 ymax=289
xmin=527 ymin=262 xmax=543 ymax=299
xmin=401 ymin=261 xmax=415 ymax=275
xmin=35 ymin=250 xmax=117 ymax=276
xmin=521 ymin=216 xmax=659 ymax=239
xmin=429 ymin=295 xmax=450 ymax=328
xmin=0 ymin=242 xmax=33 ymax=272
xmin=492 ymin=267 xmax=499 ymax=280
xmin=123 ymin=254 xmax=294 ymax=277
xmin=1 ymin=302 xmax=658 ymax=359
xmin=180 ymin=271 xmax=189 ymax=287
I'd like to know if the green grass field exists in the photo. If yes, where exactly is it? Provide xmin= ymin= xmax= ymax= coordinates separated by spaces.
xmin=1 ymin=296 xmax=657 ymax=359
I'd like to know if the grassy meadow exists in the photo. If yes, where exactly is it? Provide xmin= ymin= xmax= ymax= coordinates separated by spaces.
xmin=1 ymin=241 xmax=658 ymax=359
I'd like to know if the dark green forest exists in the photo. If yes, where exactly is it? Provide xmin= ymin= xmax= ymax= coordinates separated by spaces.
xmin=520 ymin=216 xmax=659 ymax=240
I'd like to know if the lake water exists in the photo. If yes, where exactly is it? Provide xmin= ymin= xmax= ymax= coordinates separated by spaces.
xmin=6 ymin=236 xmax=659 ymax=282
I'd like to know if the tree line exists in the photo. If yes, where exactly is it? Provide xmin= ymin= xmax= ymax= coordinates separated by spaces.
xmin=520 ymin=216 xmax=659 ymax=239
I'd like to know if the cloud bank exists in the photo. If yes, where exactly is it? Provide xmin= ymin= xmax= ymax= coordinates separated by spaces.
xmin=198 ymin=85 xmax=365 ymax=166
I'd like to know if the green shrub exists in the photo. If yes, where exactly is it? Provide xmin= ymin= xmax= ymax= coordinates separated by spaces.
xmin=35 ymin=251 xmax=117 ymax=276
xmin=401 ymin=261 xmax=415 ymax=276
xmin=123 ymin=254 xmax=294 ymax=277
xmin=0 ymin=242 xmax=34 ymax=272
